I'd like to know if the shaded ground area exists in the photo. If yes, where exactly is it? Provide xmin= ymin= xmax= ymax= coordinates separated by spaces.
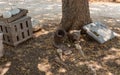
xmin=0 ymin=18 xmax=120 ymax=75
xmin=0 ymin=1 xmax=120 ymax=75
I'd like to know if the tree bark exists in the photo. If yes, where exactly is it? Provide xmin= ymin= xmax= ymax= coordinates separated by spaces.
xmin=53 ymin=0 xmax=92 ymax=47
xmin=60 ymin=0 xmax=92 ymax=32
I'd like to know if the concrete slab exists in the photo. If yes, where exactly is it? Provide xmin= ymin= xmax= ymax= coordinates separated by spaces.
xmin=83 ymin=22 xmax=116 ymax=43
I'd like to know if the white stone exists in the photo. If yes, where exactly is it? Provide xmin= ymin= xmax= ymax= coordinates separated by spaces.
xmin=83 ymin=22 xmax=116 ymax=44
xmin=3 ymin=11 xmax=12 ymax=18
xmin=31 ymin=18 xmax=42 ymax=31
xmin=64 ymin=50 xmax=72 ymax=55
xmin=57 ymin=49 xmax=62 ymax=53
xmin=10 ymin=8 xmax=20 ymax=15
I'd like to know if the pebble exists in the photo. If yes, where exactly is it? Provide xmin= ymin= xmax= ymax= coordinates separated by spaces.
xmin=64 ymin=50 xmax=72 ymax=55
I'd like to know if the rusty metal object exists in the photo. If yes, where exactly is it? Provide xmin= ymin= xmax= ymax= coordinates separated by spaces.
xmin=53 ymin=28 xmax=67 ymax=48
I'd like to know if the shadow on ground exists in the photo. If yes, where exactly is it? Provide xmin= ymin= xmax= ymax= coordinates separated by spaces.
xmin=0 ymin=17 xmax=120 ymax=75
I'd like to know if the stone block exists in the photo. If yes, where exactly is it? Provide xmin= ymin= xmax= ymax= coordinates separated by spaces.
xmin=83 ymin=22 xmax=116 ymax=43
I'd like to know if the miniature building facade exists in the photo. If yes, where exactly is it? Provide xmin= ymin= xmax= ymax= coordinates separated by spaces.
xmin=0 ymin=16 xmax=33 ymax=46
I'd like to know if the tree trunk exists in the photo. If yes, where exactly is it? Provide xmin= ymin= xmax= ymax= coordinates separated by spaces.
xmin=60 ymin=0 xmax=92 ymax=32
xmin=53 ymin=0 xmax=92 ymax=47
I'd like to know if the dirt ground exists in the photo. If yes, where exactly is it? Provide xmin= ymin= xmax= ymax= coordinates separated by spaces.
xmin=0 ymin=15 xmax=120 ymax=75
xmin=0 ymin=1 xmax=120 ymax=75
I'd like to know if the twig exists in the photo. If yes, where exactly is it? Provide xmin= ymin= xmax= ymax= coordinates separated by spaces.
xmin=75 ymin=43 xmax=97 ymax=75
xmin=55 ymin=57 xmax=69 ymax=70
xmin=75 ymin=43 xmax=86 ymax=58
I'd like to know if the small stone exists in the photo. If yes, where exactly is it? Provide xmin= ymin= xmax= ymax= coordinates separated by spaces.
xmin=64 ymin=50 xmax=72 ymax=55
xmin=57 ymin=49 xmax=63 ymax=53
xmin=75 ymin=44 xmax=82 ymax=50
xmin=67 ymin=44 xmax=71 ymax=47
xmin=75 ymin=43 xmax=86 ymax=58
xmin=31 ymin=18 xmax=42 ymax=32
xmin=69 ymin=30 xmax=81 ymax=42
xmin=57 ymin=49 xmax=63 ymax=60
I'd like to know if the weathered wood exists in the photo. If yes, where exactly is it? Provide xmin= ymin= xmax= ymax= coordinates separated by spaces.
xmin=0 ymin=16 xmax=33 ymax=46
xmin=0 ymin=33 xmax=3 ymax=58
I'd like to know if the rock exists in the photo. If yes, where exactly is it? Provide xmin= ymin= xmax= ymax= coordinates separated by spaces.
xmin=57 ymin=49 xmax=63 ymax=53
xmin=75 ymin=43 xmax=86 ymax=58
xmin=64 ymin=50 xmax=72 ymax=55
xmin=31 ymin=18 xmax=42 ymax=32
xmin=68 ymin=30 xmax=81 ymax=43
xmin=83 ymin=22 xmax=116 ymax=44
xmin=10 ymin=8 xmax=20 ymax=15
xmin=3 ymin=11 xmax=12 ymax=18
xmin=75 ymin=43 xmax=82 ymax=50
xmin=57 ymin=49 xmax=63 ymax=60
